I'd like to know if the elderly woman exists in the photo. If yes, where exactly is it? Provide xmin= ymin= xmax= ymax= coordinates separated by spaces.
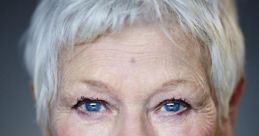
xmin=23 ymin=0 xmax=245 ymax=136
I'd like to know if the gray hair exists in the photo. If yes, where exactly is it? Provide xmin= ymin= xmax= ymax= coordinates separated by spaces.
xmin=24 ymin=0 xmax=244 ymax=133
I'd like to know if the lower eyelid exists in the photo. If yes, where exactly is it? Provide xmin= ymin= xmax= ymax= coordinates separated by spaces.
xmin=74 ymin=109 xmax=107 ymax=121
xmin=154 ymin=108 xmax=191 ymax=119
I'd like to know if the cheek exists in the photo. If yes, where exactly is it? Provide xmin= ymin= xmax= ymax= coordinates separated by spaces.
xmin=53 ymin=113 xmax=114 ymax=136
xmin=152 ymin=102 xmax=217 ymax=136
xmin=153 ymin=115 xmax=217 ymax=136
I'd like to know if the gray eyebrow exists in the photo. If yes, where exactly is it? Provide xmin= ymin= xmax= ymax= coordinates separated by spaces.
xmin=81 ymin=79 xmax=187 ymax=94
xmin=79 ymin=79 xmax=121 ymax=101
xmin=80 ymin=79 xmax=113 ymax=91
xmin=147 ymin=79 xmax=191 ymax=100
xmin=160 ymin=79 xmax=188 ymax=88
xmin=80 ymin=79 xmax=190 ymax=101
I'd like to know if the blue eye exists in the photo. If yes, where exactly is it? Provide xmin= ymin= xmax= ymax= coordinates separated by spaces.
xmin=84 ymin=101 xmax=104 ymax=112
xmin=160 ymin=99 xmax=190 ymax=113
xmin=162 ymin=102 xmax=181 ymax=112
xmin=72 ymin=97 xmax=107 ymax=113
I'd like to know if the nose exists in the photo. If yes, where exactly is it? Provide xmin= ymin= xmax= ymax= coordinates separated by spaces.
xmin=114 ymin=110 xmax=155 ymax=136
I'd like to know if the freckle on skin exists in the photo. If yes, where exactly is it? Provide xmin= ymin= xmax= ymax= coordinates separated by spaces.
xmin=130 ymin=58 xmax=136 ymax=64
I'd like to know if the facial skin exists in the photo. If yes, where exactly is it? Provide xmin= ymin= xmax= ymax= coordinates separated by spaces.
xmin=50 ymin=25 xmax=220 ymax=136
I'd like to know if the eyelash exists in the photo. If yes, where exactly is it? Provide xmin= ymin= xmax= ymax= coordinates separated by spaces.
xmin=72 ymin=96 xmax=108 ymax=109
xmin=155 ymin=98 xmax=191 ymax=114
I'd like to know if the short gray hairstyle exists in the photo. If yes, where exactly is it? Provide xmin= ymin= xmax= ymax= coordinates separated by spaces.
xmin=24 ymin=0 xmax=244 ymax=133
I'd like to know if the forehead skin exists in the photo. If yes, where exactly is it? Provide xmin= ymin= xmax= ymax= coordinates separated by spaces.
xmin=59 ymin=25 xmax=212 ymax=94
xmin=53 ymin=25 xmax=217 ymax=136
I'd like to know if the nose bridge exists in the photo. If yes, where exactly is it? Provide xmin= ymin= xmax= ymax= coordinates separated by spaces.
xmin=114 ymin=107 xmax=155 ymax=136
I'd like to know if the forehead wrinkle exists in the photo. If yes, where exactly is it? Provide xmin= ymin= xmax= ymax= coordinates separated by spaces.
xmin=67 ymin=48 xmax=174 ymax=71
xmin=62 ymin=41 xmax=173 ymax=67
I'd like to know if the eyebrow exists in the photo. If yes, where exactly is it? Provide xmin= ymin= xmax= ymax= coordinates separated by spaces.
xmin=148 ymin=79 xmax=192 ymax=99
xmin=80 ymin=79 xmax=190 ymax=97
xmin=160 ymin=79 xmax=188 ymax=88
xmin=80 ymin=79 xmax=113 ymax=90
xmin=79 ymin=79 xmax=119 ymax=98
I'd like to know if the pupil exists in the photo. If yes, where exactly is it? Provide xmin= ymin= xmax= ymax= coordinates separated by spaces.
xmin=85 ymin=102 xmax=101 ymax=112
xmin=165 ymin=102 xmax=180 ymax=112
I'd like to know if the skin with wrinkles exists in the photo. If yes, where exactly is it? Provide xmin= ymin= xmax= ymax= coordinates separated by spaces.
xmin=50 ymin=25 xmax=221 ymax=136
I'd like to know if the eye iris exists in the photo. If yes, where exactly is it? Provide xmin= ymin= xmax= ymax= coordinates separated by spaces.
xmin=85 ymin=101 xmax=102 ymax=112
xmin=164 ymin=102 xmax=180 ymax=112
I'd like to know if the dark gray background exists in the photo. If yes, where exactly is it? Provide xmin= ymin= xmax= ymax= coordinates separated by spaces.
xmin=0 ymin=0 xmax=258 ymax=135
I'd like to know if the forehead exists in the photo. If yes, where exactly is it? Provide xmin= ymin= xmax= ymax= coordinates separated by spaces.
xmin=59 ymin=25 xmax=211 ymax=95
xmin=61 ymin=25 xmax=210 ymax=66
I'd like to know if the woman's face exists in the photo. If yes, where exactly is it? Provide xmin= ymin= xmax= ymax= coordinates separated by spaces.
xmin=51 ymin=25 xmax=219 ymax=136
